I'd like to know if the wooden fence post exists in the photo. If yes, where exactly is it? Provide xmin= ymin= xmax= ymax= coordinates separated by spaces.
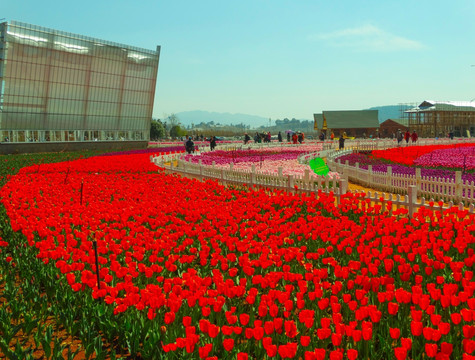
xmin=288 ymin=175 xmax=294 ymax=193
xmin=408 ymin=185 xmax=417 ymax=217
xmin=251 ymin=165 xmax=256 ymax=187
xmin=337 ymin=179 xmax=348 ymax=205
xmin=416 ymin=168 xmax=421 ymax=191
xmin=368 ymin=165 xmax=372 ymax=186
xmin=455 ymin=170 xmax=462 ymax=203
xmin=386 ymin=166 xmax=392 ymax=192
xmin=304 ymin=169 xmax=310 ymax=183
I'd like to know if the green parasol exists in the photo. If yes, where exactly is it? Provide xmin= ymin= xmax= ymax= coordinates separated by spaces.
xmin=309 ymin=157 xmax=329 ymax=176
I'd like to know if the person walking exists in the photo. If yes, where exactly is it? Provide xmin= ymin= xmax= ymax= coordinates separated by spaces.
xmin=411 ymin=130 xmax=418 ymax=144
xmin=292 ymin=132 xmax=298 ymax=144
xmin=404 ymin=130 xmax=410 ymax=146
xmin=397 ymin=129 xmax=403 ymax=146
xmin=244 ymin=133 xmax=251 ymax=144
xmin=287 ymin=132 xmax=291 ymax=142
xmin=278 ymin=131 xmax=283 ymax=142
xmin=210 ymin=136 xmax=216 ymax=150
xmin=338 ymin=134 xmax=345 ymax=150
xmin=185 ymin=136 xmax=195 ymax=154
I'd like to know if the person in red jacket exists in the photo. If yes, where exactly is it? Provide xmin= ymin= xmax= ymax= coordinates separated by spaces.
xmin=411 ymin=130 xmax=418 ymax=143
xmin=292 ymin=132 xmax=298 ymax=144
xmin=404 ymin=130 xmax=410 ymax=146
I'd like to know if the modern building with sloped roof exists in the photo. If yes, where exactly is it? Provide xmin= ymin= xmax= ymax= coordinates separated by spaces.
xmin=313 ymin=110 xmax=379 ymax=138
xmin=0 ymin=20 xmax=160 ymax=154
xmin=404 ymin=100 xmax=475 ymax=137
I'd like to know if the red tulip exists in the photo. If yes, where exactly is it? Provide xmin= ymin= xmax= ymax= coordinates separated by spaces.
xmin=389 ymin=327 xmax=400 ymax=339
xmin=239 ymin=313 xmax=250 ymax=326
xmin=411 ymin=321 xmax=423 ymax=336
xmin=300 ymin=335 xmax=311 ymax=347
xmin=237 ymin=352 xmax=248 ymax=360
xmin=394 ymin=347 xmax=407 ymax=360
xmin=425 ymin=343 xmax=438 ymax=358
xmin=199 ymin=344 xmax=212 ymax=359
xmin=223 ymin=338 xmax=234 ymax=352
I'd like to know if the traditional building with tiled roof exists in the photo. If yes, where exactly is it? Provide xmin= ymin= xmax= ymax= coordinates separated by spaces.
xmin=313 ymin=110 xmax=379 ymax=138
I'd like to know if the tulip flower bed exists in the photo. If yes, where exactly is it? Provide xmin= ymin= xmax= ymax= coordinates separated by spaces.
xmin=98 ymin=145 xmax=186 ymax=157
xmin=336 ymin=144 xmax=475 ymax=183
xmin=0 ymin=150 xmax=474 ymax=359
xmin=184 ymin=145 xmax=339 ymax=179
xmin=413 ymin=146 xmax=475 ymax=171
xmin=371 ymin=143 xmax=475 ymax=168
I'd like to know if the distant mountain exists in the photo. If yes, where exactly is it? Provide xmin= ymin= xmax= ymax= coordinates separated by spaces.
xmin=175 ymin=110 xmax=271 ymax=128
xmin=366 ymin=105 xmax=412 ymax=123
xmin=173 ymin=106 xmax=413 ymax=128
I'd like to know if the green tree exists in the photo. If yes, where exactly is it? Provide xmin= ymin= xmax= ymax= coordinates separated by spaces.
xmin=167 ymin=113 xmax=180 ymax=128
xmin=169 ymin=125 xmax=185 ymax=138
xmin=150 ymin=119 xmax=165 ymax=140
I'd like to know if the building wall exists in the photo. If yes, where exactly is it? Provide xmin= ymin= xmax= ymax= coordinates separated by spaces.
xmin=407 ymin=111 xmax=475 ymax=138
xmin=0 ymin=21 xmax=160 ymax=144
xmin=330 ymin=127 xmax=379 ymax=138
xmin=379 ymin=120 xmax=408 ymax=138
xmin=0 ymin=141 xmax=148 ymax=155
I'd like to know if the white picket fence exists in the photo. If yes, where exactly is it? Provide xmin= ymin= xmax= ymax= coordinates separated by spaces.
xmin=326 ymin=149 xmax=475 ymax=205
xmin=150 ymin=137 xmax=475 ymax=217
xmin=152 ymin=154 xmax=345 ymax=199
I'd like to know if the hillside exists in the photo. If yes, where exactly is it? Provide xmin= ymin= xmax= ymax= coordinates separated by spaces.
xmin=175 ymin=110 xmax=270 ymax=128
xmin=366 ymin=105 xmax=412 ymax=122
xmin=173 ymin=105 xmax=412 ymax=129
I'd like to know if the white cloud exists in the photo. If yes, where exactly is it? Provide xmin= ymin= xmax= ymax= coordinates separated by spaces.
xmin=312 ymin=24 xmax=425 ymax=52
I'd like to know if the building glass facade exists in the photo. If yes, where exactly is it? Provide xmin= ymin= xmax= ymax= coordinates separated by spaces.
xmin=0 ymin=21 xmax=160 ymax=143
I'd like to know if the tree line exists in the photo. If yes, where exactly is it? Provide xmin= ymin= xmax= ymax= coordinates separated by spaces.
xmin=150 ymin=115 xmax=318 ymax=140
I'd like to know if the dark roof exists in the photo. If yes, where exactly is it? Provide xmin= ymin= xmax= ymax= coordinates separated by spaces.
xmin=313 ymin=113 xmax=323 ymax=130
xmin=314 ymin=110 xmax=379 ymax=129
xmin=380 ymin=118 xmax=408 ymax=127
xmin=406 ymin=100 xmax=475 ymax=113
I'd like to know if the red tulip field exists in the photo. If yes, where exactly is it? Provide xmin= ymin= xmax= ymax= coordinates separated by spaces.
xmin=0 ymin=147 xmax=474 ymax=359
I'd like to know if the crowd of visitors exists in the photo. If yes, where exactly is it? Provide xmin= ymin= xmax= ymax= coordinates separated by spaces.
xmin=396 ymin=129 xmax=418 ymax=147
xmin=244 ymin=131 xmax=306 ymax=145
xmin=183 ymin=127 xmax=428 ymax=155
xmin=183 ymin=134 xmax=219 ymax=154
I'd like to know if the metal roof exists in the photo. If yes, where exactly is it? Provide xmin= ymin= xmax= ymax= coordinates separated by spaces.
xmin=314 ymin=110 xmax=379 ymax=129
xmin=380 ymin=118 xmax=409 ymax=127
xmin=406 ymin=100 xmax=475 ymax=113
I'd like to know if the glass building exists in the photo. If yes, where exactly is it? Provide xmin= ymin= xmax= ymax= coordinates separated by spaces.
xmin=0 ymin=21 xmax=160 ymax=144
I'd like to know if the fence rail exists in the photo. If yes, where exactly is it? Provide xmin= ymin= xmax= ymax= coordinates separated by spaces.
xmin=151 ymin=137 xmax=475 ymax=217
xmin=327 ymin=152 xmax=475 ymax=205
xmin=151 ymin=155 xmax=345 ymax=198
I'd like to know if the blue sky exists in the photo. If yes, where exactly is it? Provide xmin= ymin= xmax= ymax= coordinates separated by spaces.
xmin=2 ymin=0 xmax=475 ymax=120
